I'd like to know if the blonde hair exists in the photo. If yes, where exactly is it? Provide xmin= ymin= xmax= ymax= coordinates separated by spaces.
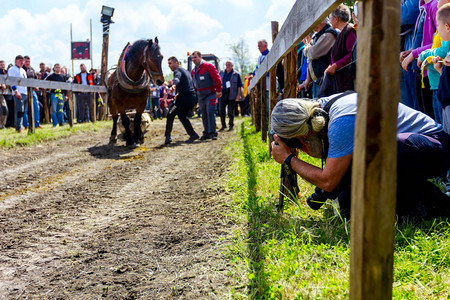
xmin=270 ymin=98 xmax=327 ymax=138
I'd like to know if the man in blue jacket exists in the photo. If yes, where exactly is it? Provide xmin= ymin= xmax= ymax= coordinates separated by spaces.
xmin=219 ymin=61 xmax=243 ymax=131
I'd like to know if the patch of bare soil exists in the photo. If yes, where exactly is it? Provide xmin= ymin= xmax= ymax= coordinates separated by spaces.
xmin=0 ymin=118 xmax=237 ymax=299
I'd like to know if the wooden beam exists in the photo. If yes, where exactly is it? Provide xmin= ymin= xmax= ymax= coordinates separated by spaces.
xmin=284 ymin=48 xmax=297 ymax=99
xmin=350 ymin=1 xmax=400 ymax=299
xmin=91 ymin=93 xmax=96 ymax=123
xmin=261 ymin=76 xmax=267 ymax=141
xmin=269 ymin=21 xmax=279 ymax=115
xmin=0 ymin=75 xmax=107 ymax=93
xmin=67 ymin=91 xmax=74 ymax=128
xmin=27 ymin=87 xmax=35 ymax=133
xmin=249 ymin=0 xmax=341 ymax=90
xmin=42 ymin=89 xmax=49 ymax=124
xmin=254 ymin=83 xmax=261 ymax=132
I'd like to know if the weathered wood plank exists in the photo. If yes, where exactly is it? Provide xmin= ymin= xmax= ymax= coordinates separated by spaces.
xmin=261 ymin=76 xmax=267 ymax=141
xmin=0 ymin=75 xmax=107 ymax=93
xmin=68 ymin=91 xmax=74 ymax=128
xmin=249 ymin=0 xmax=341 ymax=90
xmin=27 ymin=87 xmax=35 ymax=133
xmin=42 ymin=89 xmax=49 ymax=124
xmin=283 ymin=48 xmax=297 ymax=99
xmin=350 ymin=1 xmax=400 ymax=299
xmin=254 ymin=83 xmax=261 ymax=132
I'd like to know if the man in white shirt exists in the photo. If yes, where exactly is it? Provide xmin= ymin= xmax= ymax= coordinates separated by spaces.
xmin=7 ymin=55 xmax=28 ymax=132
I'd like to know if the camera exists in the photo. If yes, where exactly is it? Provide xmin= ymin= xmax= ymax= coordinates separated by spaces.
xmin=268 ymin=129 xmax=303 ymax=149
xmin=306 ymin=186 xmax=340 ymax=210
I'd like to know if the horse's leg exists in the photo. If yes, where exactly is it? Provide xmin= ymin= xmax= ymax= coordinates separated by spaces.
xmin=121 ymin=113 xmax=136 ymax=148
xmin=133 ymin=113 xmax=143 ymax=144
xmin=110 ymin=115 xmax=119 ymax=145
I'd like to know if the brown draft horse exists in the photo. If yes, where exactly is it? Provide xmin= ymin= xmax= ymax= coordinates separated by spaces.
xmin=107 ymin=38 xmax=164 ymax=148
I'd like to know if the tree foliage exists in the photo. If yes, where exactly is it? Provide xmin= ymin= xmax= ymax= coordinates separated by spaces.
xmin=228 ymin=39 xmax=256 ymax=79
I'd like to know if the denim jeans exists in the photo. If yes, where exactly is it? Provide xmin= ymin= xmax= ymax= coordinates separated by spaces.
xmin=51 ymin=93 xmax=65 ymax=127
xmin=23 ymin=90 xmax=40 ymax=128
xmin=198 ymin=94 xmax=217 ymax=135
xmin=14 ymin=93 xmax=27 ymax=131
xmin=432 ymin=90 xmax=443 ymax=124
xmin=400 ymin=67 xmax=419 ymax=110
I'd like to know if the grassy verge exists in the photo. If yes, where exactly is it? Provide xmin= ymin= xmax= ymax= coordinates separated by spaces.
xmin=0 ymin=121 xmax=111 ymax=148
xmin=224 ymin=119 xmax=450 ymax=299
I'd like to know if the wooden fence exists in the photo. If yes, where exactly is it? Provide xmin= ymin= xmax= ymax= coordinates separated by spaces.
xmin=249 ymin=1 xmax=400 ymax=299
xmin=0 ymin=74 xmax=107 ymax=133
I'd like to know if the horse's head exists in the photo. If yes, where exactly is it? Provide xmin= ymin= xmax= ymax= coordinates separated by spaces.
xmin=144 ymin=37 xmax=164 ymax=86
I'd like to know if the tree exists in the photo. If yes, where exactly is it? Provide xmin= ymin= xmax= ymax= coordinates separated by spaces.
xmin=228 ymin=39 xmax=255 ymax=79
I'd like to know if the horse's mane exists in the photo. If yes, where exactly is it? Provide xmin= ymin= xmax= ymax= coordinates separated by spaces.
xmin=127 ymin=39 xmax=159 ymax=62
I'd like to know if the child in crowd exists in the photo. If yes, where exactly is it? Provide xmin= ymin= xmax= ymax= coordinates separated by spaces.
xmin=418 ymin=0 xmax=450 ymax=123
xmin=433 ymin=3 xmax=450 ymax=195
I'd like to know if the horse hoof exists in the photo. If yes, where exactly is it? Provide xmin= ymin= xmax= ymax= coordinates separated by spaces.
xmin=109 ymin=138 xmax=117 ymax=145
xmin=127 ymin=142 xmax=137 ymax=149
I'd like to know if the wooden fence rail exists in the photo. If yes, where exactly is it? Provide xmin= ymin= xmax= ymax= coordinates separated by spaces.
xmin=249 ymin=0 xmax=400 ymax=299
xmin=0 ymin=74 xmax=107 ymax=133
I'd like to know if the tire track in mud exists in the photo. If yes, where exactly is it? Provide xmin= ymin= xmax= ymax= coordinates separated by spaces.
xmin=0 ymin=119 xmax=236 ymax=299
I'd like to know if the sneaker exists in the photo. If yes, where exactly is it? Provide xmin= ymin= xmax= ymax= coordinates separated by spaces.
xmin=218 ymin=126 xmax=226 ymax=132
xmin=186 ymin=134 xmax=199 ymax=143
xmin=164 ymin=136 xmax=172 ymax=144
xmin=228 ymin=125 xmax=234 ymax=131
xmin=200 ymin=134 xmax=211 ymax=140
xmin=211 ymin=133 xmax=218 ymax=140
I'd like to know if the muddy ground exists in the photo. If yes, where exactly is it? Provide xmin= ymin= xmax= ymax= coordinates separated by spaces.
xmin=0 ymin=118 xmax=238 ymax=299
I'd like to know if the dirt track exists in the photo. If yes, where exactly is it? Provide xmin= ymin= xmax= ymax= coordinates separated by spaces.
xmin=0 ymin=119 xmax=236 ymax=299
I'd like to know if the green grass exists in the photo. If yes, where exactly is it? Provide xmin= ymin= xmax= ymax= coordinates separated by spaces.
xmin=0 ymin=121 xmax=111 ymax=148
xmin=223 ymin=119 xmax=450 ymax=299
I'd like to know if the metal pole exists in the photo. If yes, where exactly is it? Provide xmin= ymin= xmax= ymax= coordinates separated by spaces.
xmin=70 ymin=23 xmax=74 ymax=77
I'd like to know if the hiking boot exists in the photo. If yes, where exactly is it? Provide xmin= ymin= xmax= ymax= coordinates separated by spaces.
xmin=200 ymin=134 xmax=211 ymax=140
xmin=164 ymin=136 xmax=172 ymax=144
xmin=218 ymin=126 xmax=226 ymax=132
xmin=228 ymin=125 xmax=234 ymax=131
xmin=186 ymin=134 xmax=199 ymax=143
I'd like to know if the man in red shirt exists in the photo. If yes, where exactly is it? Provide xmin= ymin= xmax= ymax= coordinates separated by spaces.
xmin=191 ymin=51 xmax=222 ymax=140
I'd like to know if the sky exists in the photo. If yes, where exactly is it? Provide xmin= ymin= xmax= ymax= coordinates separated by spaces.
xmin=0 ymin=0 xmax=296 ymax=76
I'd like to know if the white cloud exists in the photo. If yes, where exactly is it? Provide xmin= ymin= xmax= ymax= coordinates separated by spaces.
xmin=264 ymin=0 xmax=296 ymax=25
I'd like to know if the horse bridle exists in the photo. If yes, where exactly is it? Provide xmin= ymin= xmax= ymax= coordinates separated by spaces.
xmin=143 ymin=45 xmax=163 ymax=83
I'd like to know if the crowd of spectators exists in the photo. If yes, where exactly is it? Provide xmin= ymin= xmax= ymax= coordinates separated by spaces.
xmin=0 ymin=58 xmax=101 ymax=130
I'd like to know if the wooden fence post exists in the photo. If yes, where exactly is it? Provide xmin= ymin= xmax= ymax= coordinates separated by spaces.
xmin=91 ymin=93 xmax=96 ymax=123
xmin=284 ymin=48 xmax=297 ymax=99
xmin=254 ymin=82 xmax=261 ymax=132
xmin=67 ymin=91 xmax=74 ymax=128
xmin=350 ymin=1 xmax=400 ymax=299
xmin=27 ymin=87 xmax=35 ymax=133
xmin=42 ymin=89 xmax=49 ymax=124
xmin=261 ymin=76 xmax=267 ymax=141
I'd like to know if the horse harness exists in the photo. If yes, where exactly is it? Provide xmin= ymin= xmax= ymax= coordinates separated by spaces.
xmin=115 ymin=43 xmax=162 ymax=94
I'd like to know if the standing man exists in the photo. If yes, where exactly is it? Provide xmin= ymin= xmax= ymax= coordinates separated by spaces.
xmin=23 ymin=55 xmax=41 ymax=129
xmin=45 ymin=63 xmax=67 ymax=127
xmin=191 ymin=51 xmax=222 ymax=140
xmin=8 ymin=55 xmax=28 ymax=132
xmin=73 ymin=63 xmax=94 ymax=123
xmin=164 ymin=56 xmax=200 ymax=144
xmin=219 ymin=61 xmax=243 ymax=131
xmin=0 ymin=60 xmax=14 ymax=128
xmin=148 ymin=83 xmax=162 ymax=120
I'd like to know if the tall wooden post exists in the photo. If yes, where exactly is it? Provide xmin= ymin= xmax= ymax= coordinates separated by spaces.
xmin=269 ymin=21 xmax=279 ymax=115
xmin=350 ymin=1 xmax=400 ymax=299
xmin=67 ymin=91 xmax=74 ymax=128
xmin=254 ymin=82 xmax=261 ymax=132
xmin=261 ymin=76 xmax=267 ymax=141
xmin=100 ymin=14 xmax=113 ymax=121
xmin=27 ymin=87 xmax=35 ymax=133
xmin=42 ymin=89 xmax=49 ymax=124
xmin=284 ymin=48 xmax=297 ymax=99
xmin=91 ymin=93 xmax=96 ymax=123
